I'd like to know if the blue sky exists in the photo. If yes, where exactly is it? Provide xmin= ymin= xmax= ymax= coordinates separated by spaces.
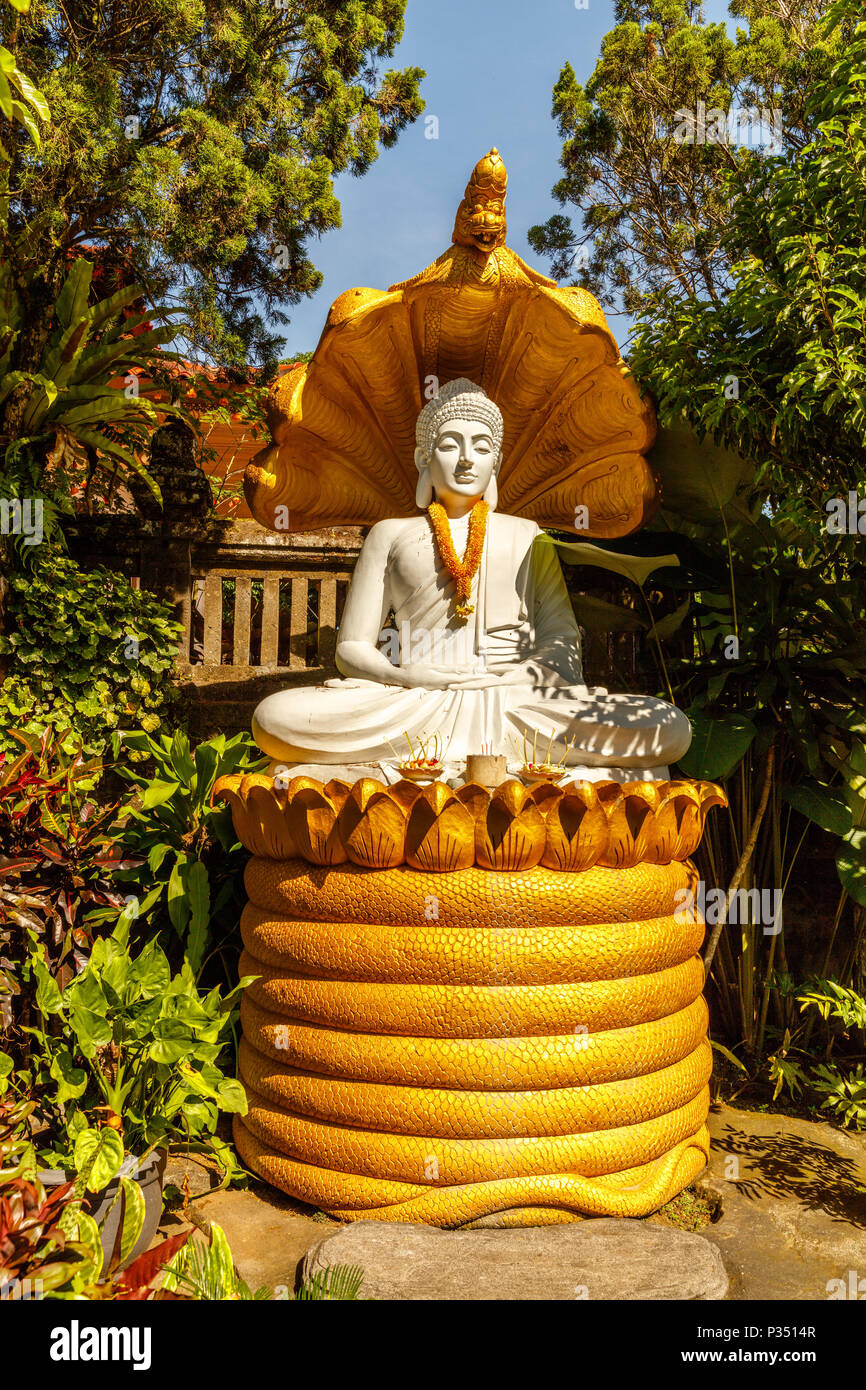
xmin=281 ymin=0 xmax=733 ymax=358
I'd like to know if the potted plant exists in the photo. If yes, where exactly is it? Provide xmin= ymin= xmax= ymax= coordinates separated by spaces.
xmin=0 ymin=1095 xmax=190 ymax=1299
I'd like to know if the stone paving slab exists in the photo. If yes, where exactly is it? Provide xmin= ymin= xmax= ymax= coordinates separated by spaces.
xmin=188 ymin=1184 xmax=335 ymax=1293
xmin=300 ymin=1219 xmax=729 ymax=1301
xmin=700 ymin=1102 xmax=866 ymax=1301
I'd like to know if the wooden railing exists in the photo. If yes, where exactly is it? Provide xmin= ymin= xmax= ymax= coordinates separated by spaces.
xmin=180 ymin=525 xmax=359 ymax=679
xmin=65 ymin=517 xmax=363 ymax=736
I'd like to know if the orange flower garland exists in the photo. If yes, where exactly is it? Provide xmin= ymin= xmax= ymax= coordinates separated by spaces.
xmin=427 ymin=500 xmax=489 ymax=620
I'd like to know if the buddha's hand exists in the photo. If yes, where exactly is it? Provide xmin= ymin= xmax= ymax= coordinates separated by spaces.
xmin=391 ymin=662 xmax=475 ymax=690
xmin=452 ymin=661 xmax=571 ymax=690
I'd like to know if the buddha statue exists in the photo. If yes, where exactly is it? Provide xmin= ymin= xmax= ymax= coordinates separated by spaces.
xmin=251 ymin=378 xmax=691 ymax=781
xmin=228 ymin=154 xmax=717 ymax=1231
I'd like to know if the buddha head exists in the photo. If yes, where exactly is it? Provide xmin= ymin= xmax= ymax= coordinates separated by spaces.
xmin=414 ymin=378 xmax=504 ymax=512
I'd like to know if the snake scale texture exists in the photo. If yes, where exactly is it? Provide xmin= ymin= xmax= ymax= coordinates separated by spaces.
xmin=233 ymin=857 xmax=712 ymax=1226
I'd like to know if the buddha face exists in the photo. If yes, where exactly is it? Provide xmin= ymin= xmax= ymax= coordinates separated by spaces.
xmin=427 ymin=418 xmax=499 ymax=508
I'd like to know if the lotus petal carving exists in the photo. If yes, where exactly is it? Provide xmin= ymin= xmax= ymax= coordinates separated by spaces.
xmin=475 ymin=781 xmax=546 ymax=871
xmin=542 ymin=782 xmax=610 ymax=873
xmin=405 ymin=783 xmax=475 ymax=873
xmin=284 ymin=778 xmax=349 ymax=866
xmin=339 ymin=778 xmax=407 ymax=870
xmin=214 ymin=776 xmax=727 ymax=874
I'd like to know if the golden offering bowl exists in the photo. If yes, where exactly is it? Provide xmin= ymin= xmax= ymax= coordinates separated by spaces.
xmin=397 ymin=763 xmax=447 ymax=783
xmin=520 ymin=765 xmax=567 ymax=784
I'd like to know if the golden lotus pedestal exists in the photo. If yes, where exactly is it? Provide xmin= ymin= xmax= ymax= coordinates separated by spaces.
xmin=217 ymin=775 xmax=724 ymax=1228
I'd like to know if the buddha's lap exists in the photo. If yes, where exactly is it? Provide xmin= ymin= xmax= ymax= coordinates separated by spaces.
xmin=252 ymin=679 xmax=690 ymax=749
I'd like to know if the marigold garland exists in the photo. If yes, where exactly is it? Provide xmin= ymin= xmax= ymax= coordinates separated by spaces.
xmin=427 ymin=500 xmax=489 ymax=620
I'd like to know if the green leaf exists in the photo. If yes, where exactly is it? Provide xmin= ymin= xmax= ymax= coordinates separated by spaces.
xmin=9 ymin=95 xmax=40 ymax=146
xmin=650 ymin=423 xmax=757 ymax=526
xmin=569 ymin=593 xmax=645 ymax=634
xmin=781 ymin=784 xmax=852 ymax=838
xmin=55 ymin=259 xmax=93 ymax=332
xmin=548 ymin=536 xmax=681 ymax=588
xmin=185 ymin=860 xmax=211 ymax=974
xmin=837 ymin=829 xmax=866 ymax=909
xmin=49 ymin=1048 xmax=87 ymax=1103
xmin=709 ymin=1040 xmax=750 ymax=1075
xmin=114 ymin=1176 xmax=146 ymax=1268
xmin=646 ymin=596 xmax=691 ymax=642
xmin=7 ymin=63 xmax=49 ymax=121
xmin=167 ymin=855 xmax=191 ymax=932
xmin=141 ymin=779 xmax=181 ymax=810
xmin=57 ymin=1204 xmax=103 ymax=1285
xmin=676 ymin=708 xmax=757 ymax=780
xmin=33 ymin=957 xmax=63 ymax=1015
xmin=74 ymin=1126 xmax=125 ymax=1194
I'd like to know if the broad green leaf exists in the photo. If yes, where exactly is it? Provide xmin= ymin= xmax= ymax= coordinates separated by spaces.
xmin=167 ymin=855 xmax=191 ymax=932
xmin=569 ymin=593 xmax=645 ymax=634
xmin=651 ymin=422 xmax=757 ymax=527
xmin=114 ymin=1176 xmax=146 ymax=1267
xmin=147 ymin=842 xmax=172 ymax=874
xmin=208 ymin=1222 xmax=237 ymax=1290
xmin=57 ymin=1205 xmax=103 ymax=1285
xmin=7 ymin=64 xmax=49 ymax=121
xmin=215 ymin=1076 xmax=247 ymax=1113
xmin=50 ymin=1048 xmax=87 ymax=1103
xmin=676 ymin=708 xmax=757 ymax=780
xmin=549 ymin=536 xmax=681 ymax=588
xmin=55 ymin=259 xmax=93 ymax=331
xmin=837 ymin=829 xmax=866 ymax=909
xmin=646 ymin=596 xmax=691 ymax=641
xmin=141 ymin=779 xmax=181 ymax=810
xmin=170 ymin=728 xmax=195 ymax=781
xmin=185 ymin=860 xmax=211 ymax=974
xmin=8 ymin=96 xmax=40 ymax=146
xmin=74 ymin=1126 xmax=125 ymax=1194
xmin=33 ymin=957 xmax=63 ymax=1015
xmin=781 ymin=784 xmax=852 ymax=838
xmin=193 ymin=742 xmax=220 ymax=804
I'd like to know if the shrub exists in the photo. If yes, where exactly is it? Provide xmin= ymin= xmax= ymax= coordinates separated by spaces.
xmin=0 ymin=555 xmax=181 ymax=757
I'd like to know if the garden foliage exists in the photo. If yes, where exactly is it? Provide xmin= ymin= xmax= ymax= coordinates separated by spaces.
xmin=0 ymin=556 xmax=181 ymax=757
xmin=0 ymin=0 xmax=424 ymax=373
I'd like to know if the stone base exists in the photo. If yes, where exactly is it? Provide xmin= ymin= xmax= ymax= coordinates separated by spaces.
xmin=300 ymin=1220 xmax=729 ymax=1300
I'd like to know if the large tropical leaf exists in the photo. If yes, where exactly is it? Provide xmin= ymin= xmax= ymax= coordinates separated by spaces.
xmin=650 ymin=421 xmax=757 ymax=528
xmin=676 ymin=707 xmax=757 ymax=780
xmin=55 ymin=259 xmax=93 ymax=332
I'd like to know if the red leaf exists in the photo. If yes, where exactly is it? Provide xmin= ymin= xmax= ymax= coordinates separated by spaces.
xmin=114 ymin=1230 xmax=190 ymax=1299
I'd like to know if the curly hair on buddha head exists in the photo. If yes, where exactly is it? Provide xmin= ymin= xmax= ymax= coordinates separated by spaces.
xmin=415 ymin=378 xmax=505 ymax=463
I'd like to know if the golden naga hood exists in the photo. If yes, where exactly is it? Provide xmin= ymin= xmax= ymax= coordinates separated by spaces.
xmin=245 ymin=148 xmax=658 ymax=537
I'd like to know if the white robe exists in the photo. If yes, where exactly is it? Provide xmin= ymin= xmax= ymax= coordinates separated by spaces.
xmin=252 ymin=512 xmax=691 ymax=779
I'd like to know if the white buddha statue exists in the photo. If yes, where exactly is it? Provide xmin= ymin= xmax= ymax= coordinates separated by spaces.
xmin=252 ymin=379 xmax=691 ymax=782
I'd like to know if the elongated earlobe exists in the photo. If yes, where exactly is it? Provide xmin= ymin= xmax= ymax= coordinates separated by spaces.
xmin=483 ymin=473 xmax=498 ymax=510
xmin=416 ymin=467 xmax=434 ymax=509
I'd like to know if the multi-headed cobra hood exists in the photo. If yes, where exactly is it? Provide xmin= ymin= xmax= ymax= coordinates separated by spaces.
xmin=245 ymin=149 xmax=658 ymax=537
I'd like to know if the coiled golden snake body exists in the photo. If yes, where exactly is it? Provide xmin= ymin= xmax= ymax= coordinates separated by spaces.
xmin=233 ymin=855 xmax=712 ymax=1227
